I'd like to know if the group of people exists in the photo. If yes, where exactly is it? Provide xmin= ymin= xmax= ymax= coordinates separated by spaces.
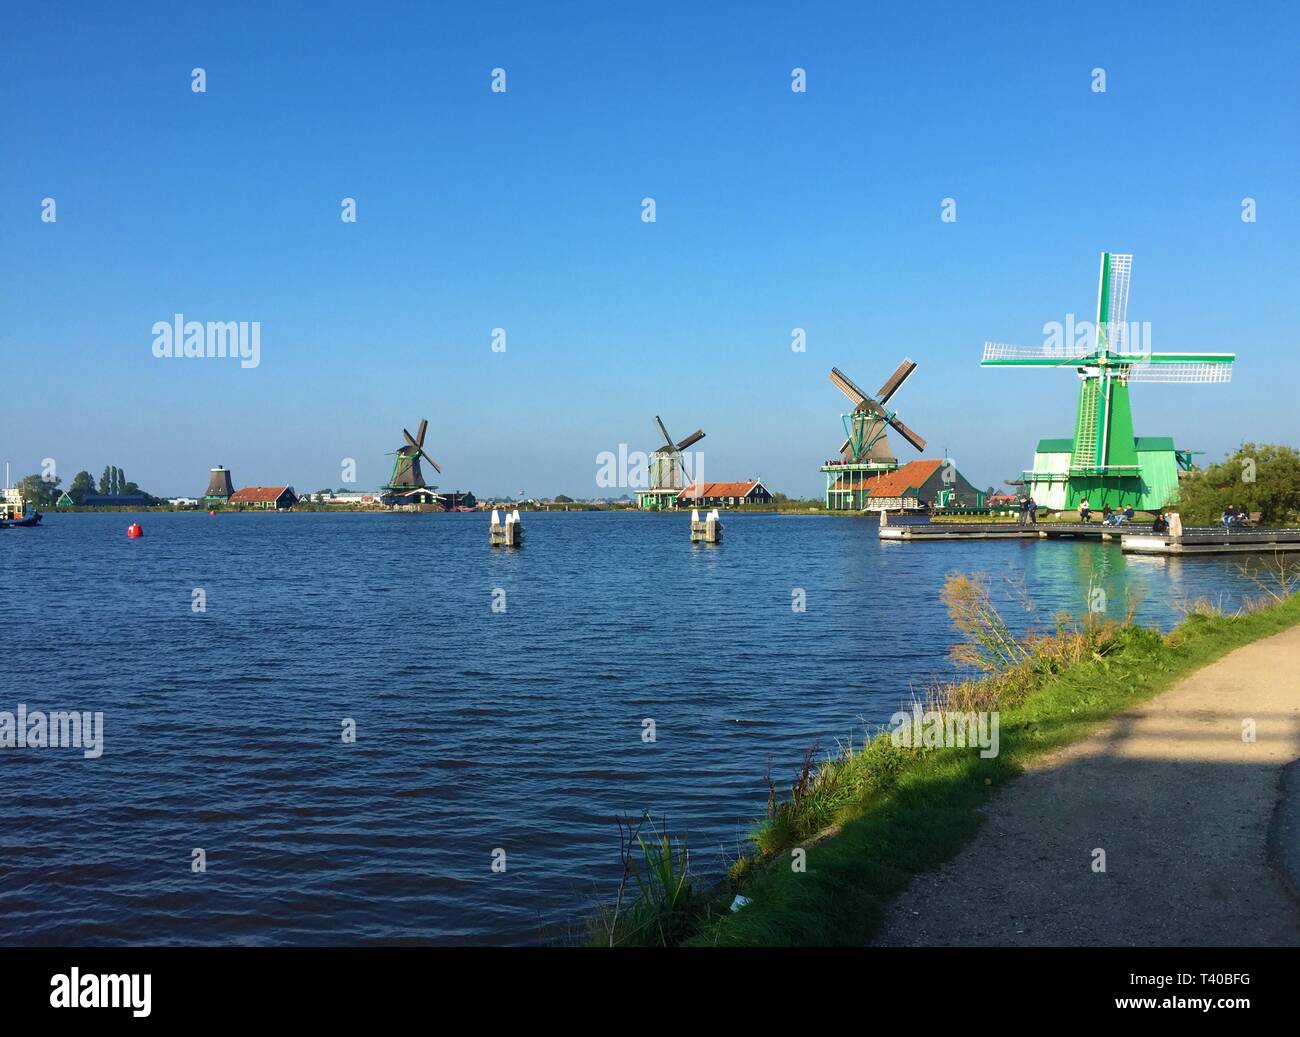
xmin=1016 ymin=496 xmax=1038 ymax=524
xmin=1221 ymin=504 xmax=1250 ymax=528
xmin=1076 ymin=497 xmax=1175 ymax=533
xmin=1077 ymin=498 xmax=1139 ymax=526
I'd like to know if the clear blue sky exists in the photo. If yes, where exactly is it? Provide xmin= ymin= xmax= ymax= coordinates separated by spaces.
xmin=3 ymin=1 xmax=1297 ymax=498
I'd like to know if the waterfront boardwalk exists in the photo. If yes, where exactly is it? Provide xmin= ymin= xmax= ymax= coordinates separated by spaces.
xmin=878 ymin=518 xmax=1300 ymax=555
xmin=873 ymin=624 xmax=1300 ymax=947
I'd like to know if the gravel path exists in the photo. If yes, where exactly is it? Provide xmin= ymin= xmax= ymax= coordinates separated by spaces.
xmin=874 ymin=624 xmax=1300 ymax=946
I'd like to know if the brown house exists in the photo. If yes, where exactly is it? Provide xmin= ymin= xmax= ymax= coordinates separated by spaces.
xmin=228 ymin=486 xmax=298 ymax=510
xmin=676 ymin=480 xmax=773 ymax=508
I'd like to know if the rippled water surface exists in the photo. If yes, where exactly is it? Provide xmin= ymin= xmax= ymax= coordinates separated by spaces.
xmin=0 ymin=511 xmax=1263 ymax=944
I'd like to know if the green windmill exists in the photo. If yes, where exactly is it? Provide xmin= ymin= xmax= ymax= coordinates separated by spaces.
xmin=981 ymin=252 xmax=1234 ymax=511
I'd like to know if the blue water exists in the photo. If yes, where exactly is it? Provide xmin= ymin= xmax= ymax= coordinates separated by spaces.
xmin=0 ymin=511 xmax=1263 ymax=944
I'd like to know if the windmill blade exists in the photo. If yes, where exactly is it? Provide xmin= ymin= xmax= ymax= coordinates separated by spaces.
xmin=887 ymin=415 xmax=927 ymax=452
xmin=1126 ymin=363 xmax=1233 ymax=384
xmin=654 ymin=415 xmax=676 ymax=450
xmin=403 ymin=428 xmax=421 ymax=450
xmin=829 ymin=367 xmax=870 ymax=406
xmin=1098 ymin=252 xmax=1133 ymax=350
xmin=1112 ymin=351 xmax=1236 ymax=365
xmin=417 ymin=448 xmax=442 ymax=473
xmin=675 ymin=429 xmax=705 ymax=451
xmin=875 ymin=359 xmax=917 ymax=405
xmin=981 ymin=341 xmax=1096 ymax=366
xmin=414 ymin=419 xmax=428 ymax=446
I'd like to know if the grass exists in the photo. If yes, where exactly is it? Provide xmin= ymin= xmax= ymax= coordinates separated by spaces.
xmin=595 ymin=561 xmax=1300 ymax=947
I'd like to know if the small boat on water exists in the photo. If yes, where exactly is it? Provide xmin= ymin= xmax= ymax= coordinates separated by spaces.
xmin=1 ymin=486 xmax=42 ymax=528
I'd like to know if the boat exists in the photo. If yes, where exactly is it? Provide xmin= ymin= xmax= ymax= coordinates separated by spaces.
xmin=1 ymin=486 xmax=42 ymax=528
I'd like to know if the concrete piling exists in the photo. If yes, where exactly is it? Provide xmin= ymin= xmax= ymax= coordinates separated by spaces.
xmin=690 ymin=507 xmax=722 ymax=543
xmin=490 ymin=508 xmax=524 ymax=547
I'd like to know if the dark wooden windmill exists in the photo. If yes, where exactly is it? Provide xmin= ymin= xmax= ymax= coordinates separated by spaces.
xmin=830 ymin=361 xmax=927 ymax=465
xmin=383 ymin=418 xmax=441 ymax=502
xmin=821 ymin=360 xmax=928 ymax=510
xmin=639 ymin=416 xmax=705 ymax=510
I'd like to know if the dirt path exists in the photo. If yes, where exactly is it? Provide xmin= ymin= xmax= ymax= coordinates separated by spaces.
xmin=874 ymin=625 xmax=1300 ymax=946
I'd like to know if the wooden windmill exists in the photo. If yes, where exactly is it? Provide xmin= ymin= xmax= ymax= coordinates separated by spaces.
xmin=382 ymin=418 xmax=441 ymax=504
xmin=830 ymin=361 xmax=927 ymax=466
xmin=820 ymin=360 xmax=928 ymax=510
xmin=639 ymin=416 xmax=705 ymax=510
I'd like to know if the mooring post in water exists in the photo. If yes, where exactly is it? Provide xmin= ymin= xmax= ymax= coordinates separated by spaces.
xmin=690 ymin=507 xmax=722 ymax=543
xmin=1167 ymin=511 xmax=1183 ymax=539
xmin=880 ymin=509 xmax=889 ymax=526
xmin=490 ymin=508 xmax=524 ymax=547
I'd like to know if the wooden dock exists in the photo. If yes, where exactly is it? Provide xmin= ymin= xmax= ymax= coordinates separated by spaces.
xmin=878 ymin=517 xmax=1300 ymax=555
xmin=1121 ymin=527 xmax=1300 ymax=556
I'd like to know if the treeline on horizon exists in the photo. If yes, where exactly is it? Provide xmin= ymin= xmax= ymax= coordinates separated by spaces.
xmin=14 ymin=465 xmax=155 ymax=507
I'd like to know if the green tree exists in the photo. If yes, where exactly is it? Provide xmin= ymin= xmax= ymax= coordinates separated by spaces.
xmin=1174 ymin=442 xmax=1300 ymax=525
xmin=69 ymin=470 xmax=96 ymax=504
xmin=17 ymin=473 xmax=61 ymax=507
xmin=99 ymin=466 xmax=112 ymax=494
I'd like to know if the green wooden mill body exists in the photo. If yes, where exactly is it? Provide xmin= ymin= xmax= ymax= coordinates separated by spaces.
xmin=982 ymin=252 xmax=1234 ymax=511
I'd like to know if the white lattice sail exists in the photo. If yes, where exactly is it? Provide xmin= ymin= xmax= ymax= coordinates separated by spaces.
xmin=1126 ymin=362 xmax=1234 ymax=384
xmin=982 ymin=341 xmax=1095 ymax=364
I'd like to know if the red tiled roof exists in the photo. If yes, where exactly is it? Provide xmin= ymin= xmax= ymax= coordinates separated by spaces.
xmin=228 ymin=486 xmax=293 ymax=503
xmin=676 ymin=480 xmax=763 ymax=500
xmin=831 ymin=460 xmax=944 ymax=498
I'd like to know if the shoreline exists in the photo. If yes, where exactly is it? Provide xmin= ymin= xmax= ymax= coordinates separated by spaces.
xmin=596 ymin=585 xmax=1300 ymax=946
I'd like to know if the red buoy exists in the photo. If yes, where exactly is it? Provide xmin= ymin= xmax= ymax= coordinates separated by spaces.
xmin=209 ymin=510 xmax=216 ymax=516
xmin=127 ymin=523 xmax=143 ymax=538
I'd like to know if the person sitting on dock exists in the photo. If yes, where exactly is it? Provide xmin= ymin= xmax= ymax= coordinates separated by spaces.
xmin=1079 ymin=498 xmax=1091 ymax=523
xmin=1118 ymin=505 xmax=1135 ymax=525
xmin=1102 ymin=504 xmax=1113 ymax=524
xmin=1152 ymin=513 xmax=1169 ymax=534
xmin=1221 ymin=505 xmax=1236 ymax=528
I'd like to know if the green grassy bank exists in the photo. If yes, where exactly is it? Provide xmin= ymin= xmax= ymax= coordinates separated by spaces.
xmin=595 ymin=566 xmax=1300 ymax=947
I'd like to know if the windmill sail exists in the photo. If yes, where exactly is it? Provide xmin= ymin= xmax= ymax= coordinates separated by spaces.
xmin=1097 ymin=252 xmax=1132 ymax=351
xmin=1125 ymin=362 xmax=1234 ymax=383
xmin=982 ymin=341 xmax=1096 ymax=365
